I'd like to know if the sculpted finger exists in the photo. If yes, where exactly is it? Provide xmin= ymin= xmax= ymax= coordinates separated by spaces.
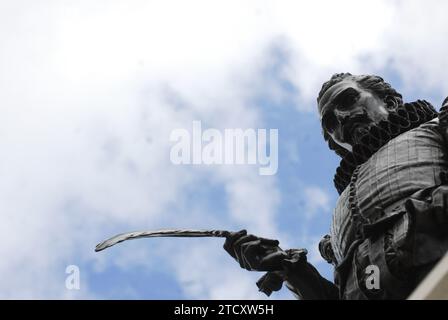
xmin=233 ymin=235 xmax=258 ymax=268
xmin=241 ymin=240 xmax=262 ymax=270
xmin=234 ymin=237 xmax=258 ymax=269
xmin=234 ymin=235 xmax=276 ymax=260
xmin=223 ymin=229 xmax=247 ymax=258
xmin=258 ymin=237 xmax=280 ymax=247
xmin=259 ymin=251 xmax=288 ymax=271
xmin=233 ymin=234 xmax=258 ymax=249
xmin=240 ymin=238 xmax=282 ymax=271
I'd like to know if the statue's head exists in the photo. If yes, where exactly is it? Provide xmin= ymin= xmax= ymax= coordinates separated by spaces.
xmin=317 ymin=73 xmax=403 ymax=154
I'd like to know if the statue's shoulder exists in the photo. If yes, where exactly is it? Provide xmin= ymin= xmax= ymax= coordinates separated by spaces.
xmin=392 ymin=118 xmax=442 ymax=144
xmin=394 ymin=116 xmax=448 ymax=149
xmin=400 ymin=117 xmax=439 ymax=133
xmin=418 ymin=117 xmax=439 ymax=129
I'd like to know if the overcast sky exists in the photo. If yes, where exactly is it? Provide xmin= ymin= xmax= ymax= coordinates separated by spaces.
xmin=1 ymin=0 xmax=448 ymax=299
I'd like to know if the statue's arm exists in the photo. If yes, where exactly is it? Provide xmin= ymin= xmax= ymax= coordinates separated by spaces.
xmin=281 ymin=249 xmax=340 ymax=300
xmin=223 ymin=230 xmax=340 ymax=300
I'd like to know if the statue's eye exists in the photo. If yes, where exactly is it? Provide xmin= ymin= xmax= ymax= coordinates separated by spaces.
xmin=337 ymin=88 xmax=359 ymax=109
xmin=322 ymin=112 xmax=338 ymax=133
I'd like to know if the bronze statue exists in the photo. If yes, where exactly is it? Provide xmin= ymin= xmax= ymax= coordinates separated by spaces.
xmin=223 ymin=73 xmax=448 ymax=299
xmin=96 ymin=73 xmax=448 ymax=300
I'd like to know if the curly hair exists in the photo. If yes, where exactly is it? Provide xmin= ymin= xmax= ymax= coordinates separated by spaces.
xmin=317 ymin=73 xmax=403 ymax=158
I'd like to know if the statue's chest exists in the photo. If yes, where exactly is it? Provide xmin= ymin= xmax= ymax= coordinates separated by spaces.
xmin=330 ymin=122 xmax=448 ymax=264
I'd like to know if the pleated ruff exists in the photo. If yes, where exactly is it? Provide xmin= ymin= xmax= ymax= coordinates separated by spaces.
xmin=331 ymin=119 xmax=448 ymax=264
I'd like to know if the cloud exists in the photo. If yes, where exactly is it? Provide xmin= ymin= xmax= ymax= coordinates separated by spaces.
xmin=1 ymin=0 xmax=448 ymax=299
xmin=374 ymin=0 xmax=448 ymax=98
xmin=303 ymin=187 xmax=331 ymax=220
xmin=0 ymin=0 xmax=283 ymax=298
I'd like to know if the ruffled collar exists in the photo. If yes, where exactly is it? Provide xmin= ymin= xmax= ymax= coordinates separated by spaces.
xmin=333 ymin=100 xmax=438 ymax=194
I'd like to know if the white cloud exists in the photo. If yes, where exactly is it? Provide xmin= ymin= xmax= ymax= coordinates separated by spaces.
xmin=0 ymin=0 xmax=282 ymax=299
xmin=303 ymin=186 xmax=331 ymax=220
xmin=1 ymin=0 xmax=448 ymax=299
xmin=374 ymin=0 xmax=448 ymax=98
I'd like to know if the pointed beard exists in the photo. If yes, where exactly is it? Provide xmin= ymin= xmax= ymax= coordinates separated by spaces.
xmin=333 ymin=97 xmax=438 ymax=194
xmin=350 ymin=125 xmax=372 ymax=146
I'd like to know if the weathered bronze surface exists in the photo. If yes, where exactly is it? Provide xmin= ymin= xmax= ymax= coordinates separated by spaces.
xmin=224 ymin=73 xmax=448 ymax=299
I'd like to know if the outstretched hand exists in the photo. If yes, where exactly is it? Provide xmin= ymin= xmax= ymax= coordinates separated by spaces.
xmin=223 ymin=229 xmax=288 ymax=272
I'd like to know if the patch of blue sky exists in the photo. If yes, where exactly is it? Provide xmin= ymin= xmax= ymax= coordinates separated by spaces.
xmin=250 ymin=49 xmax=338 ymax=281
xmin=89 ymin=262 xmax=185 ymax=299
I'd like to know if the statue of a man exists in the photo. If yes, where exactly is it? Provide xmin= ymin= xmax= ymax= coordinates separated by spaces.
xmin=224 ymin=73 xmax=448 ymax=299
